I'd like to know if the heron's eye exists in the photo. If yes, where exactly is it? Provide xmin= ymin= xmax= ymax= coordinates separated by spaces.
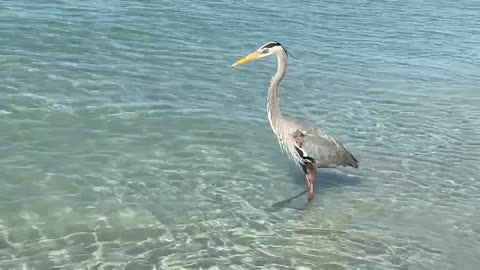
xmin=262 ymin=49 xmax=269 ymax=54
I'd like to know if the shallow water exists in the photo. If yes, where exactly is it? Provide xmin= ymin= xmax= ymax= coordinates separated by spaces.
xmin=1 ymin=0 xmax=479 ymax=269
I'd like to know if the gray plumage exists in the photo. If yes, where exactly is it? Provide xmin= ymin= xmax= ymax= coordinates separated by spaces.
xmin=291 ymin=123 xmax=358 ymax=168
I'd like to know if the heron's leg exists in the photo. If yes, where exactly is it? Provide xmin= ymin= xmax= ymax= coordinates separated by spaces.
xmin=301 ymin=163 xmax=311 ymax=193
xmin=306 ymin=164 xmax=316 ymax=201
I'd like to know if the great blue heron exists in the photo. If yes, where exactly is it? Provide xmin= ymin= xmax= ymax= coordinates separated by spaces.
xmin=232 ymin=41 xmax=359 ymax=202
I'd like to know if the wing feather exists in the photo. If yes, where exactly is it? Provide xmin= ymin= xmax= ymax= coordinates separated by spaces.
xmin=292 ymin=125 xmax=358 ymax=168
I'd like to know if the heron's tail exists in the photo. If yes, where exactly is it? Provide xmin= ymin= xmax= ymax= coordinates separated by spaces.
xmin=339 ymin=143 xmax=359 ymax=168
xmin=349 ymin=153 xmax=359 ymax=168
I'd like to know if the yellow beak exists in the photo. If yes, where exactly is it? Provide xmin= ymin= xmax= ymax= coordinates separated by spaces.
xmin=231 ymin=51 xmax=261 ymax=67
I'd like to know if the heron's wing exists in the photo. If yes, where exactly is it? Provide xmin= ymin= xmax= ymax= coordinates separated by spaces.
xmin=292 ymin=123 xmax=358 ymax=169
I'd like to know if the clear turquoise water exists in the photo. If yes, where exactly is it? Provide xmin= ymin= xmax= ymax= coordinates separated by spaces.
xmin=1 ymin=0 xmax=480 ymax=269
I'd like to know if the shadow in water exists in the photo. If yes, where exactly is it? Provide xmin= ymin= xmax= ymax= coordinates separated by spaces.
xmin=270 ymin=166 xmax=362 ymax=211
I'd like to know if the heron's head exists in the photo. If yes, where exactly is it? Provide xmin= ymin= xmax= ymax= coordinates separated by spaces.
xmin=231 ymin=41 xmax=286 ymax=67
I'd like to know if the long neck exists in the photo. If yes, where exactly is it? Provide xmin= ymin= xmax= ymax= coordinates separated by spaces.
xmin=267 ymin=50 xmax=288 ymax=135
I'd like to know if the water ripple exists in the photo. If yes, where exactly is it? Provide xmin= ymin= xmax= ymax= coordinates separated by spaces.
xmin=1 ymin=0 xmax=480 ymax=269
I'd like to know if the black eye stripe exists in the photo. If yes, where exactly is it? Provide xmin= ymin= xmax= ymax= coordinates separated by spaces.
xmin=258 ymin=41 xmax=296 ymax=59
xmin=260 ymin=41 xmax=281 ymax=49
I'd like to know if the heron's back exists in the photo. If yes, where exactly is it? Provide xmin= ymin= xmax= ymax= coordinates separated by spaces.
xmin=289 ymin=122 xmax=358 ymax=169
